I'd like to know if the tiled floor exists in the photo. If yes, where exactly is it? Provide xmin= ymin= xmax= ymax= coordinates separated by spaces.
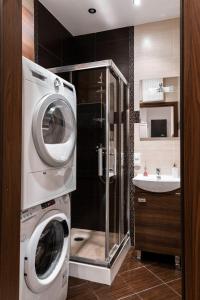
xmin=67 ymin=248 xmax=182 ymax=300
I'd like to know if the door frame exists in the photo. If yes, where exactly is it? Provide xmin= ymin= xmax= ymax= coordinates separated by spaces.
xmin=0 ymin=0 xmax=22 ymax=299
xmin=182 ymin=0 xmax=200 ymax=299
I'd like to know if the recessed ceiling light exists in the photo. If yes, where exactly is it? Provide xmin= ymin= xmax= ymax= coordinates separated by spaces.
xmin=133 ymin=0 xmax=141 ymax=6
xmin=88 ymin=8 xmax=96 ymax=14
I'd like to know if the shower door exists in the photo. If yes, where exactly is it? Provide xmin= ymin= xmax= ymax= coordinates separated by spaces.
xmin=106 ymin=69 xmax=120 ymax=259
xmin=70 ymin=68 xmax=108 ymax=264
xmin=106 ymin=70 xmax=130 ymax=262
xmin=54 ymin=62 xmax=130 ymax=267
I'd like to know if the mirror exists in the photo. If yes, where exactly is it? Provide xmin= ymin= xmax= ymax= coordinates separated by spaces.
xmin=139 ymin=77 xmax=180 ymax=140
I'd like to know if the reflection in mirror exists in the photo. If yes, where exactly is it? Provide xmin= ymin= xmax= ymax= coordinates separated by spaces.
xmin=140 ymin=101 xmax=179 ymax=139
xmin=139 ymin=77 xmax=180 ymax=140
xmin=133 ymin=17 xmax=181 ymax=295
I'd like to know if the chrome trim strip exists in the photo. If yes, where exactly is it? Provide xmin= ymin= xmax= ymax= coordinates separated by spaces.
xmin=119 ymin=80 xmax=124 ymax=244
xmin=49 ymin=60 xmax=128 ymax=85
xmin=108 ymin=234 xmax=130 ymax=266
xmin=105 ymin=67 xmax=110 ymax=260
xmin=127 ymin=85 xmax=131 ymax=235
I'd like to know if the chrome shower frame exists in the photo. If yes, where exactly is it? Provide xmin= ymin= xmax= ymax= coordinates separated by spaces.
xmin=50 ymin=60 xmax=130 ymax=269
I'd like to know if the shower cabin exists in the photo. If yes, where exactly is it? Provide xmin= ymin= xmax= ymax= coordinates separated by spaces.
xmin=50 ymin=60 xmax=130 ymax=284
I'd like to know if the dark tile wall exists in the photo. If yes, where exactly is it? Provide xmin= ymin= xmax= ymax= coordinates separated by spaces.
xmin=34 ymin=1 xmax=74 ymax=68
xmin=69 ymin=28 xmax=135 ymax=242
xmin=34 ymin=1 xmax=130 ymax=82
xmin=129 ymin=27 xmax=135 ymax=244
xmin=68 ymin=27 xmax=130 ymax=80
xmin=34 ymin=2 xmax=136 ymax=244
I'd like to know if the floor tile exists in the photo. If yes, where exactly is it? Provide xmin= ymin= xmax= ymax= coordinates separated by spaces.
xmin=68 ymin=282 xmax=95 ymax=299
xmin=138 ymin=284 xmax=181 ymax=300
xmin=120 ymin=267 xmax=162 ymax=294
xmin=68 ymin=292 xmax=97 ymax=300
xmin=167 ymin=279 xmax=182 ymax=295
xmin=90 ymin=275 xmax=134 ymax=300
xmin=119 ymin=254 xmax=142 ymax=274
xmin=146 ymin=263 xmax=181 ymax=282
xmin=120 ymin=294 xmax=141 ymax=300
xmin=67 ymin=248 xmax=182 ymax=299
xmin=68 ymin=276 xmax=86 ymax=288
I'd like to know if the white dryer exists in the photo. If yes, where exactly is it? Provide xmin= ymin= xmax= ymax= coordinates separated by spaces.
xmin=20 ymin=195 xmax=70 ymax=300
xmin=22 ymin=57 xmax=76 ymax=210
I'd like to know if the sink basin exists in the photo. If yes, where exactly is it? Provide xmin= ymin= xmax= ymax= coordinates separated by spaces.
xmin=133 ymin=174 xmax=180 ymax=193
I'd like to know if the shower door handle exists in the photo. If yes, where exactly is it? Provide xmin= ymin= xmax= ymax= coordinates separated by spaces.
xmin=109 ymin=149 xmax=117 ymax=177
xmin=98 ymin=147 xmax=103 ymax=177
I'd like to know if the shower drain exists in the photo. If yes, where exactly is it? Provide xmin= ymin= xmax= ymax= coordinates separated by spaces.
xmin=74 ymin=237 xmax=84 ymax=242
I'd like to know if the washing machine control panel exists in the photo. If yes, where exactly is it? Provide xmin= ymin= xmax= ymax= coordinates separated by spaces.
xmin=21 ymin=199 xmax=57 ymax=221
xmin=21 ymin=208 xmax=35 ymax=222
xmin=21 ymin=196 xmax=69 ymax=223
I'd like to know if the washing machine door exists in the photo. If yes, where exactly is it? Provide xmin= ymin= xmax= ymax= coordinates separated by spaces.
xmin=32 ymin=93 xmax=76 ymax=167
xmin=24 ymin=213 xmax=69 ymax=293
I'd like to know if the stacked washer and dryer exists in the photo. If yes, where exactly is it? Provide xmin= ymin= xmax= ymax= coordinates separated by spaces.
xmin=20 ymin=57 xmax=77 ymax=300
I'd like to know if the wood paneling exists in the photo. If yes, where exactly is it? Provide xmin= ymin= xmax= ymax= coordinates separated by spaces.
xmin=183 ymin=0 xmax=200 ymax=299
xmin=22 ymin=0 xmax=34 ymax=60
xmin=135 ymin=187 xmax=181 ymax=256
xmin=0 ymin=0 xmax=22 ymax=299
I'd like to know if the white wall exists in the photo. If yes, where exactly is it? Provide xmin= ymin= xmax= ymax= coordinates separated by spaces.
xmin=134 ymin=18 xmax=180 ymax=111
xmin=134 ymin=124 xmax=180 ymax=176
xmin=134 ymin=18 xmax=180 ymax=176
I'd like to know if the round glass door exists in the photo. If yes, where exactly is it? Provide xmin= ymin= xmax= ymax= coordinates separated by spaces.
xmin=24 ymin=213 xmax=69 ymax=293
xmin=35 ymin=220 xmax=65 ymax=280
xmin=32 ymin=94 xmax=76 ymax=167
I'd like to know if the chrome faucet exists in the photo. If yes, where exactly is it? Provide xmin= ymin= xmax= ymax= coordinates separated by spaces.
xmin=156 ymin=168 xmax=161 ymax=179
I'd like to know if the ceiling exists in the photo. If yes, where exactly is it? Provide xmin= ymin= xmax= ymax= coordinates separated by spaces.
xmin=39 ymin=0 xmax=180 ymax=36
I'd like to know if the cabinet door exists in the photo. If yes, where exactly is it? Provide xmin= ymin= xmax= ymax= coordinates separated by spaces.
xmin=135 ymin=191 xmax=181 ymax=256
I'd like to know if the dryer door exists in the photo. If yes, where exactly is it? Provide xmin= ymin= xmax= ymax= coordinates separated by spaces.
xmin=24 ymin=213 xmax=69 ymax=293
xmin=32 ymin=93 xmax=76 ymax=167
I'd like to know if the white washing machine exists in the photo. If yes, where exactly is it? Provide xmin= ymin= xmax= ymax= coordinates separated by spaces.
xmin=22 ymin=57 xmax=76 ymax=210
xmin=20 ymin=195 xmax=70 ymax=300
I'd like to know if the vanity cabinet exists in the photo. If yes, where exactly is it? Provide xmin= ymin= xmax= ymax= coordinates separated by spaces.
xmin=134 ymin=186 xmax=181 ymax=256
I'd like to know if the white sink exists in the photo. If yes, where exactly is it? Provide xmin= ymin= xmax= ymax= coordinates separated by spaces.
xmin=133 ymin=174 xmax=180 ymax=193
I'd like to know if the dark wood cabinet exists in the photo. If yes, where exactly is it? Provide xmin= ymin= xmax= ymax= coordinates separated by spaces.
xmin=134 ymin=187 xmax=181 ymax=256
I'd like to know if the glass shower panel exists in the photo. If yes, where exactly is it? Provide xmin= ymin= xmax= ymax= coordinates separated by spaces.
xmin=108 ymin=70 xmax=120 ymax=257
xmin=70 ymin=68 xmax=107 ymax=263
